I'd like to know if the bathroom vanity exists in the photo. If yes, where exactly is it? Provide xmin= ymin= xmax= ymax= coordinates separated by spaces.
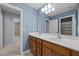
xmin=29 ymin=14 xmax=79 ymax=56
xmin=29 ymin=32 xmax=79 ymax=56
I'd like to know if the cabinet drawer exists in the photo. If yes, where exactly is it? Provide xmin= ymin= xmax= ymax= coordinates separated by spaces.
xmin=52 ymin=51 xmax=62 ymax=56
xmin=37 ymin=48 xmax=41 ymax=54
xmin=43 ymin=40 xmax=52 ymax=49
xmin=43 ymin=40 xmax=70 ymax=56
xmin=71 ymin=50 xmax=79 ymax=56
xmin=36 ymin=38 xmax=42 ymax=44
xmin=37 ymin=44 xmax=41 ymax=49
xmin=42 ymin=46 xmax=52 ymax=56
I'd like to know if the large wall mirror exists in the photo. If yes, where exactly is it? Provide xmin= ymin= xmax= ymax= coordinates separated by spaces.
xmin=45 ymin=14 xmax=76 ymax=36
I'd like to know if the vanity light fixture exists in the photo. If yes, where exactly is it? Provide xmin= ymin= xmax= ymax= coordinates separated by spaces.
xmin=48 ymin=3 xmax=51 ymax=8
xmin=41 ymin=3 xmax=55 ymax=14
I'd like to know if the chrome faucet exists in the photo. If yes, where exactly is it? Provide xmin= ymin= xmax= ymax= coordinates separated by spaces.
xmin=38 ymin=32 xmax=42 ymax=34
xmin=57 ymin=32 xmax=61 ymax=39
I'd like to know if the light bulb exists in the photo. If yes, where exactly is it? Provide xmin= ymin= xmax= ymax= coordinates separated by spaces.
xmin=51 ymin=7 xmax=55 ymax=11
xmin=44 ymin=5 xmax=47 ymax=11
xmin=41 ymin=7 xmax=44 ymax=12
xmin=48 ymin=9 xmax=51 ymax=13
xmin=45 ymin=11 xmax=48 ymax=14
xmin=48 ymin=3 xmax=51 ymax=8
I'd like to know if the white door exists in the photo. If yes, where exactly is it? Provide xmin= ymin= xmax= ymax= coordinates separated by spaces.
xmin=0 ymin=8 xmax=3 ymax=48
xmin=48 ymin=19 xmax=58 ymax=33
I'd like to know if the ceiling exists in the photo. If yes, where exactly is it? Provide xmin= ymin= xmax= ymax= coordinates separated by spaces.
xmin=26 ymin=3 xmax=78 ymax=17
xmin=26 ymin=3 xmax=45 ymax=9
xmin=48 ymin=3 xmax=77 ymax=17
xmin=0 ymin=3 xmax=78 ymax=17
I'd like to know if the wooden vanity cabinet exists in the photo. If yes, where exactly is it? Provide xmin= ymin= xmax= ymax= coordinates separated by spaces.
xmin=29 ymin=36 xmax=36 ymax=56
xmin=42 ymin=40 xmax=70 ymax=56
xmin=42 ymin=46 xmax=52 ymax=56
xmin=42 ymin=45 xmax=62 ymax=56
xmin=29 ymin=36 xmax=42 ymax=56
xmin=52 ymin=51 xmax=62 ymax=56
xmin=42 ymin=40 xmax=64 ymax=56
xmin=71 ymin=50 xmax=79 ymax=56
xmin=29 ymin=35 xmax=79 ymax=56
xmin=36 ymin=38 xmax=42 ymax=56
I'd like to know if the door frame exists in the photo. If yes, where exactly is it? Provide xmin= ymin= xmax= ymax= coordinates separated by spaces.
xmin=0 ymin=8 xmax=3 ymax=48
xmin=45 ymin=18 xmax=50 ymax=33
xmin=0 ymin=3 xmax=23 ymax=55
xmin=13 ymin=18 xmax=20 ymax=44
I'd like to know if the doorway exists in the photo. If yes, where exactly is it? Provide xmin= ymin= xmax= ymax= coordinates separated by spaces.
xmin=13 ymin=19 xmax=21 ymax=55
xmin=0 ymin=4 xmax=23 ymax=56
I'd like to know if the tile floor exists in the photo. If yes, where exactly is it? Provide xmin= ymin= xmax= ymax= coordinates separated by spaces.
xmin=24 ymin=50 xmax=33 ymax=56
xmin=0 ymin=35 xmax=20 ymax=56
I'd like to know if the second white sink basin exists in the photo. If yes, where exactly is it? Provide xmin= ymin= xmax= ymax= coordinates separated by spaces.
xmin=40 ymin=33 xmax=57 ymax=39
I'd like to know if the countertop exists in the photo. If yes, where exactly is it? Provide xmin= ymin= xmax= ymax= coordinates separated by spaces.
xmin=29 ymin=32 xmax=79 ymax=52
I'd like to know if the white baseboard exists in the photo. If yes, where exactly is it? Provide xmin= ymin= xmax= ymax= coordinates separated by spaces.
xmin=23 ymin=49 xmax=31 ymax=55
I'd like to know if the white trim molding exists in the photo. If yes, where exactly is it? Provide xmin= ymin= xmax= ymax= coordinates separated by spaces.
xmin=0 ymin=8 xmax=3 ymax=48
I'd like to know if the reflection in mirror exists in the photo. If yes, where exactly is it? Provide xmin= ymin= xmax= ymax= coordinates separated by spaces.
xmin=45 ymin=14 xmax=76 ymax=37
xmin=45 ymin=19 xmax=58 ymax=34
xmin=61 ymin=17 xmax=72 ymax=35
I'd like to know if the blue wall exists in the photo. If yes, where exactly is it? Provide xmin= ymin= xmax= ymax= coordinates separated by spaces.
xmin=10 ymin=3 xmax=79 ymax=52
xmin=10 ymin=3 xmax=46 ymax=51
xmin=11 ymin=3 xmax=38 ymax=51
xmin=50 ymin=10 xmax=78 ymax=36
xmin=37 ymin=9 xmax=46 ymax=32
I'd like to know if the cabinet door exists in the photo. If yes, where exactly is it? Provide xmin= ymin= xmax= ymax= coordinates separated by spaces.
xmin=52 ymin=51 xmax=62 ymax=56
xmin=30 ymin=39 xmax=32 ymax=51
xmin=30 ymin=40 xmax=36 ymax=56
xmin=36 ymin=39 xmax=42 ymax=56
xmin=31 ymin=41 xmax=36 ymax=56
xmin=71 ymin=50 xmax=79 ymax=56
xmin=29 ymin=36 xmax=33 ymax=51
xmin=36 ymin=47 xmax=41 ymax=56
xmin=42 ymin=46 xmax=52 ymax=56
xmin=29 ymin=36 xmax=36 ymax=56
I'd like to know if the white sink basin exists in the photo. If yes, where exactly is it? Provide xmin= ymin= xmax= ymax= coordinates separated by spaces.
xmin=40 ymin=33 xmax=57 ymax=39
